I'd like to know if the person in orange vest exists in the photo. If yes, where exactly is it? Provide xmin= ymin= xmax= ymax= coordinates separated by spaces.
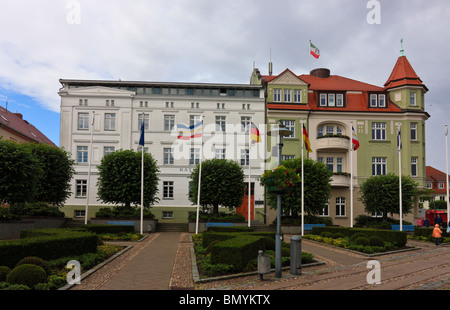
xmin=432 ymin=224 xmax=442 ymax=246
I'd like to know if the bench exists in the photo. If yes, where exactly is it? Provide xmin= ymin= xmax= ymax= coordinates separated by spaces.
xmin=206 ymin=222 xmax=233 ymax=228
xmin=304 ymin=224 xmax=326 ymax=231
xmin=107 ymin=221 xmax=135 ymax=226
xmin=391 ymin=224 xmax=415 ymax=231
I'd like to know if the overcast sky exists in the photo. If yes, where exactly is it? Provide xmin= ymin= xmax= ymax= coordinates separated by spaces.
xmin=0 ymin=0 xmax=449 ymax=173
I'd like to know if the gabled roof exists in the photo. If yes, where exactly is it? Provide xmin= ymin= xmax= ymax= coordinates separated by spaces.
xmin=299 ymin=74 xmax=383 ymax=92
xmin=384 ymin=56 xmax=428 ymax=91
xmin=0 ymin=107 xmax=55 ymax=146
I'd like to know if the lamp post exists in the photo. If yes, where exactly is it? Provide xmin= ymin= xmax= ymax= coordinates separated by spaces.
xmin=268 ymin=122 xmax=292 ymax=278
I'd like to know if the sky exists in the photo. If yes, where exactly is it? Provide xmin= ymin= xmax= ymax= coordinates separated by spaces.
xmin=0 ymin=0 xmax=449 ymax=173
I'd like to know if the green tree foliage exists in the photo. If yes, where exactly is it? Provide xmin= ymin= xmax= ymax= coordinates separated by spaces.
xmin=189 ymin=159 xmax=245 ymax=214
xmin=23 ymin=143 xmax=75 ymax=206
xmin=359 ymin=173 xmax=418 ymax=218
xmin=0 ymin=140 xmax=41 ymax=204
xmin=97 ymin=149 xmax=160 ymax=209
xmin=262 ymin=158 xmax=333 ymax=216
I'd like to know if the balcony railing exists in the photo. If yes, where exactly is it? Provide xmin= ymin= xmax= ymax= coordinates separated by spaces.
xmin=316 ymin=135 xmax=350 ymax=151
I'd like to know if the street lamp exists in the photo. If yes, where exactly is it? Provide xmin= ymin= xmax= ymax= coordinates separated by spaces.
xmin=267 ymin=122 xmax=292 ymax=278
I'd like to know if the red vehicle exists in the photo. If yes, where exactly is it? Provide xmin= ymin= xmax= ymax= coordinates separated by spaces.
xmin=424 ymin=209 xmax=448 ymax=227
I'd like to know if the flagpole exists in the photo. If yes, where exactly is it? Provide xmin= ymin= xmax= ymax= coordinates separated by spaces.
xmin=301 ymin=119 xmax=305 ymax=236
xmin=445 ymin=125 xmax=449 ymax=223
xmin=85 ymin=111 xmax=95 ymax=225
xmin=350 ymin=121 xmax=354 ymax=228
xmin=195 ymin=117 xmax=204 ymax=235
xmin=140 ymin=115 xmax=146 ymax=234
xmin=308 ymin=40 xmax=311 ymax=73
xmin=248 ymin=125 xmax=251 ymax=227
xmin=397 ymin=123 xmax=403 ymax=231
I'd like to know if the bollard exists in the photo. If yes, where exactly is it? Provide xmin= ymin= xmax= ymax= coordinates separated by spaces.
xmin=257 ymin=250 xmax=271 ymax=280
xmin=290 ymin=235 xmax=302 ymax=275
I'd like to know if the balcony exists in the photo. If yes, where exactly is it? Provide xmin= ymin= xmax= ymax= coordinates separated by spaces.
xmin=330 ymin=173 xmax=351 ymax=187
xmin=316 ymin=135 xmax=350 ymax=151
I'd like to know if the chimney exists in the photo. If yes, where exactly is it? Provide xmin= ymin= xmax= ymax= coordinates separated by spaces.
xmin=14 ymin=112 xmax=23 ymax=119
xmin=310 ymin=68 xmax=330 ymax=78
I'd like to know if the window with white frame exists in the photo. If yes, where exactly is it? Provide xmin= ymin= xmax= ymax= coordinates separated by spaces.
xmin=372 ymin=157 xmax=387 ymax=176
xmin=281 ymin=155 xmax=295 ymax=161
xmin=164 ymin=115 xmax=175 ymax=131
xmin=371 ymin=122 xmax=386 ymax=140
xmin=317 ymin=125 xmax=343 ymax=137
xmin=320 ymin=94 xmax=327 ymax=106
xmin=77 ymin=146 xmax=88 ymax=163
xmin=439 ymin=182 xmax=444 ymax=189
xmin=336 ymin=94 xmax=344 ymax=107
xmin=284 ymin=89 xmax=291 ymax=102
xmin=215 ymin=148 xmax=226 ymax=159
xmin=336 ymin=157 xmax=343 ymax=173
xmin=76 ymin=180 xmax=87 ymax=197
xmin=410 ymin=92 xmax=416 ymax=106
xmin=280 ymin=120 xmax=295 ymax=138
xmin=190 ymin=148 xmax=200 ymax=165
xmin=215 ymin=116 xmax=226 ymax=132
xmin=241 ymin=116 xmax=251 ymax=132
xmin=78 ymin=113 xmax=89 ymax=130
xmin=326 ymin=157 xmax=334 ymax=171
xmin=190 ymin=115 xmax=201 ymax=127
xmin=240 ymin=149 xmax=249 ymax=166
xmin=138 ymin=114 xmax=149 ymax=130
xmin=104 ymin=113 xmax=116 ymax=131
xmin=162 ymin=211 xmax=174 ymax=219
xmin=328 ymin=93 xmax=335 ymax=106
xmin=369 ymin=93 xmax=387 ymax=107
xmin=104 ymin=146 xmax=115 ymax=157
xmin=163 ymin=181 xmax=174 ymax=199
xmin=410 ymin=122 xmax=417 ymax=140
xmin=411 ymin=157 xmax=418 ymax=176
xmin=164 ymin=148 xmax=174 ymax=165
xmin=427 ymin=182 xmax=433 ymax=189
xmin=336 ymin=197 xmax=346 ymax=216
xmin=273 ymin=89 xmax=281 ymax=102
xmin=294 ymin=89 xmax=302 ymax=103
xmin=319 ymin=93 xmax=345 ymax=107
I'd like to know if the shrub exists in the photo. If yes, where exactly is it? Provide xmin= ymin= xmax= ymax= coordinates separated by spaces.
xmin=333 ymin=233 xmax=345 ymax=239
xmin=0 ymin=266 xmax=11 ymax=281
xmin=349 ymin=233 xmax=368 ymax=243
xmin=320 ymin=232 xmax=333 ymax=238
xmin=354 ymin=237 xmax=370 ymax=246
xmin=15 ymin=256 xmax=51 ymax=276
xmin=6 ymin=264 xmax=47 ymax=287
xmin=369 ymin=236 xmax=384 ymax=247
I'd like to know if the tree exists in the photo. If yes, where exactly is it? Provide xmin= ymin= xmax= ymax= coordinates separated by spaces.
xmin=261 ymin=158 xmax=333 ymax=217
xmin=97 ymin=149 xmax=160 ymax=210
xmin=0 ymin=139 xmax=41 ymax=205
xmin=359 ymin=173 xmax=419 ymax=219
xmin=189 ymin=158 xmax=245 ymax=215
xmin=23 ymin=143 xmax=75 ymax=206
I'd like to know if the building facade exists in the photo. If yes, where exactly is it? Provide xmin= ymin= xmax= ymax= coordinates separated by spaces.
xmin=58 ymin=80 xmax=266 ymax=222
xmin=251 ymin=52 xmax=429 ymax=227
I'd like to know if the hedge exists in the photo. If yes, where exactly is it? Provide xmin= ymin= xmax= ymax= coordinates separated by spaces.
xmin=0 ymin=230 xmax=100 ymax=268
xmin=414 ymin=227 xmax=449 ymax=238
xmin=311 ymin=226 xmax=407 ymax=247
xmin=81 ymin=224 xmax=134 ymax=234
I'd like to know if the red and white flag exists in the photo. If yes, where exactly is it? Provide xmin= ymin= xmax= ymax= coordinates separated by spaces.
xmin=352 ymin=125 xmax=359 ymax=151
xmin=310 ymin=41 xmax=320 ymax=59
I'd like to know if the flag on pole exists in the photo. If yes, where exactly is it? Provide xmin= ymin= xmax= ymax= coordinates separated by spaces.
xmin=352 ymin=125 xmax=360 ymax=151
xmin=139 ymin=121 xmax=145 ymax=147
xmin=397 ymin=127 xmax=402 ymax=154
xmin=310 ymin=41 xmax=320 ymax=59
xmin=303 ymin=124 xmax=312 ymax=152
xmin=250 ymin=122 xmax=261 ymax=144
xmin=177 ymin=121 xmax=203 ymax=140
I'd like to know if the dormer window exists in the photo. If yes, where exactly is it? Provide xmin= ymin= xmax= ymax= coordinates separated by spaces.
xmin=369 ymin=93 xmax=387 ymax=108
xmin=319 ymin=92 xmax=345 ymax=107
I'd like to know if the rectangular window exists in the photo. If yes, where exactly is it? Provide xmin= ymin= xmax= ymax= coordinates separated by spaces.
xmin=162 ymin=211 xmax=174 ymax=219
xmin=439 ymin=182 xmax=444 ymax=189
xmin=273 ymin=89 xmax=281 ymax=102
xmin=240 ymin=149 xmax=249 ymax=166
xmin=283 ymin=89 xmax=291 ymax=102
xmin=281 ymin=155 xmax=295 ymax=160
xmin=336 ymin=197 xmax=346 ymax=216
xmin=370 ymin=94 xmax=378 ymax=107
xmin=76 ymin=180 xmax=87 ymax=197
xmin=215 ymin=116 xmax=226 ymax=132
xmin=241 ymin=116 xmax=251 ymax=132
xmin=371 ymin=122 xmax=386 ymax=140
xmin=163 ymin=181 xmax=174 ymax=199
xmin=138 ymin=114 xmax=149 ymax=131
xmin=164 ymin=148 xmax=174 ymax=165
xmin=320 ymin=94 xmax=327 ymax=106
xmin=326 ymin=125 xmax=334 ymax=136
xmin=164 ymin=115 xmax=175 ymax=131
xmin=411 ymin=157 xmax=417 ymax=176
xmin=337 ymin=157 xmax=343 ymax=173
xmin=379 ymin=94 xmax=386 ymax=107
xmin=215 ymin=148 xmax=226 ymax=159
xmin=294 ymin=89 xmax=302 ymax=103
xmin=410 ymin=122 xmax=417 ymax=140
xmin=190 ymin=115 xmax=201 ymax=127
xmin=336 ymin=94 xmax=344 ymax=107
xmin=78 ymin=113 xmax=89 ymax=130
xmin=104 ymin=113 xmax=116 ymax=131
xmin=280 ymin=120 xmax=295 ymax=138
xmin=328 ymin=94 xmax=335 ymax=107
xmin=427 ymin=182 xmax=432 ymax=189
xmin=190 ymin=148 xmax=200 ymax=165
xmin=326 ymin=157 xmax=334 ymax=171
xmin=104 ymin=146 xmax=115 ymax=157
xmin=77 ymin=146 xmax=88 ymax=163
xmin=410 ymin=92 xmax=416 ymax=106
xmin=317 ymin=127 xmax=324 ymax=137
xmin=372 ymin=157 xmax=387 ymax=176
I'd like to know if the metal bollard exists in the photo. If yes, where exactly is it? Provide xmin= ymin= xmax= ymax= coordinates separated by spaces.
xmin=290 ymin=235 xmax=302 ymax=275
xmin=257 ymin=250 xmax=271 ymax=280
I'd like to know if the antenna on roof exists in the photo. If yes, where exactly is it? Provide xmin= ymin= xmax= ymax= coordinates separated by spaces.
xmin=400 ymin=38 xmax=405 ymax=57
xmin=269 ymin=47 xmax=273 ymax=76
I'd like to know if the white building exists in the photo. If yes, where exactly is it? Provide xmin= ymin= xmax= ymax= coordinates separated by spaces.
xmin=58 ymin=79 xmax=267 ymax=223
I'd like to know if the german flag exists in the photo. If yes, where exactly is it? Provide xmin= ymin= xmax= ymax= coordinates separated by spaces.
xmin=250 ymin=122 xmax=261 ymax=144
xmin=303 ymin=124 xmax=312 ymax=152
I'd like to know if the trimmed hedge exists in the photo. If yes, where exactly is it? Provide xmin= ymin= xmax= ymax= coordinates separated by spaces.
xmin=81 ymin=224 xmax=134 ymax=234
xmin=311 ymin=226 xmax=407 ymax=247
xmin=414 ymin=227 xmax=449 ymax=238
xmin=0 ymin=230 xmax=100 ymax=268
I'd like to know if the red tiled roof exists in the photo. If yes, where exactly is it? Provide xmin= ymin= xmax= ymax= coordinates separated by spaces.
xmin=426 ymin=166 xmax=449 ymax=182
xmin=0 ymin=107 xmax=55 ymax=146
xmin=299 ymin=74 xmax=384 ymax=92
xmin=384 ymin=56 xmax=428 ymax=91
